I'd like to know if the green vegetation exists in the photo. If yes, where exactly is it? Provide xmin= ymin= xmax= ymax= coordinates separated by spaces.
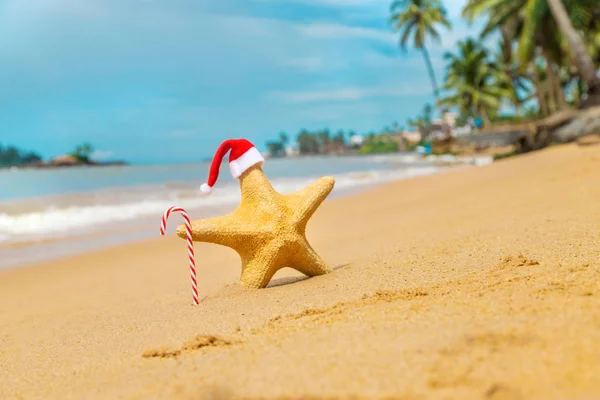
xmin=264 ymin=125 xmax=424 ymax=157
xmin=8 ymin=1 xmax=600 ymax=164
xmin=456 ymin=0 xmax=599 ymax=117
xmin=267 ymin=0 xmax=598 ymax=158
xmin=407 ymin=104 xmax=433 ymax=132
xmin=493 ymin=150 xmax=519 ymax=161
xmin=266 ymin=129 xmax=354 ymax=157
xmin=0 ymin=142 xmax=103 ymax=168
xmin=438 ymin=38 xmax=507 ymax=126
xmin=0 ymin=143 xmax=42 ymax=167
xmin=359 ymin=136 xmax=399 ymax=154
xmin=70 ymin=142 xmax=94 ymax=163
xmin=394 ymin=0 xmax=599 ymax=129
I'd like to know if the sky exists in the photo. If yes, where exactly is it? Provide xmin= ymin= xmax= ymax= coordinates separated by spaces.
xmin=0 ymin=0 xmax=486 ymax=164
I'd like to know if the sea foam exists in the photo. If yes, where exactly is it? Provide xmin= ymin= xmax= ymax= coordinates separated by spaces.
xmin=0 ymin=166 xmax=441 ymax=243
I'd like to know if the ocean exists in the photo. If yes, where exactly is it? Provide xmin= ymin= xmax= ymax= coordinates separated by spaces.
xmin=0 ymin=153 xmax=490 ymax=269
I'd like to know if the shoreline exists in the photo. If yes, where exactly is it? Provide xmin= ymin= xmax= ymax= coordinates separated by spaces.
xmin=1 ymin=143 xmax=599 ymax=399
xmin=0 ymin=160 xmax=128 ymax=170
xmin=1 ymin=150 xmax=494 ymax=172
xmin=0 ymin=160 xmax=468 ymax=267
xmin=0 ymin=163 xmax=466 ymax=271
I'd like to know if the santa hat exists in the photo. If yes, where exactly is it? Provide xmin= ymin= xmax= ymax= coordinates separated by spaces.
xmin=200 ymin=138 xmax=265 ymax=194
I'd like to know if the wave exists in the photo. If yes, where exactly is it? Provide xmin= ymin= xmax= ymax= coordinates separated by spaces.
xmin=0 ymin=166 xmax=441 ymax=242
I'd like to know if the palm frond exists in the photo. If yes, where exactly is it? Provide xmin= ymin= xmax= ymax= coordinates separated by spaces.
xmin=480 ymin=1 xmax=524 ymax=38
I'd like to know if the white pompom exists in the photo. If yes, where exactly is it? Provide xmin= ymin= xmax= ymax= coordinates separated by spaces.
xmin=200 ymin=183 xmax=212 ymax=194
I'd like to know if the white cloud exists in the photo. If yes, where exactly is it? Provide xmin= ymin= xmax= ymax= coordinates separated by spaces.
xmin=270 ymin=85 xmax=422 ymax=103
xmin=297 ymin=101 xmax=388 ymax=122
xmin=3 ymin=0 xmax=108 ymax=18
xmin=298 ymin=22 xmax=395 ymax=43
xmin=279 ymin=56 xmax=349 ymax=72
xmin=0 ymin=0 xmax=475 ymax=152
xmin=90 ymin=150 xmax=114 ymax=160
xmin=361 ymin=50 xmax=444 ymax=70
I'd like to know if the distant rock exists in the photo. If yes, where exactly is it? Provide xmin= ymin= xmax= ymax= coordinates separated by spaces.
xmin=50 ymin=155 xmax=82 ymax=166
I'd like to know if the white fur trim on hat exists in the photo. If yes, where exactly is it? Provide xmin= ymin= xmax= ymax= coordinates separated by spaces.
xmin=200 ymin=183 xmax=213 ymax=194
xmin=229 ymin=146 xmax=265 ymax=179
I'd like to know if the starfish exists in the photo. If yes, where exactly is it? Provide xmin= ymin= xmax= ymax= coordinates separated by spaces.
xmin=177 ymin=164 xmax=335 ymax=288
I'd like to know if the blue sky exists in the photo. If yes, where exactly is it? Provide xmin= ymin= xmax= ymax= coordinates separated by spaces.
xmin=0 ymin=0 xmax=485 ymax=164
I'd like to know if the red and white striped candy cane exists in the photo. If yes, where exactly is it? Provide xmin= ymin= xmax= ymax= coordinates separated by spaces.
xmin=160 ymin=206 xmax=199 ymax=305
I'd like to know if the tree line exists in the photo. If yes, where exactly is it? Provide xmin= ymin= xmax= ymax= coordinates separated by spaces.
xmin=267 ymin=0 xmax=599 ymax=158
xmin=0 ymin=142 xmax=96 ymax=168
xmin=0 ymin=143 xmax=42 ymax=167
xmin=266 ymin=129 xmax=356 ymax=157
xmin=265 ymin=123 xmax=432 ymax=157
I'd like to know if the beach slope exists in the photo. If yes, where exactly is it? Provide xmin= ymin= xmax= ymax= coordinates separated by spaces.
xmin=1 ymin=143 xmax=599 ymax=399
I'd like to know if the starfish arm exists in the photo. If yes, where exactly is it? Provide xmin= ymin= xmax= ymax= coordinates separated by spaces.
xmin=239 ymin=240 xmax=284 ymax=289
xmin=291 ymin=239 xmax=333 ymax=277
xmin=238 ymin=166 xmax=279 ymax=208
xmin=286 ymin=176 xmax=335 ymax=226
xmin=176 ymin=213 xmax=250 ymax=247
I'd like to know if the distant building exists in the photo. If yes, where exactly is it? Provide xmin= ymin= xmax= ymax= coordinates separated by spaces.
xmin=285 ymin=146 xmax=299 ymax=157
xmin=426 ymin=115 xmax=454 ymax=140
xmin=401 ymin=130 xmax=422 ymax=143
xmin=442 ymin=111 xmax=458 ymax=129
xmin=349 ymin=134 xmax=364 ymax=147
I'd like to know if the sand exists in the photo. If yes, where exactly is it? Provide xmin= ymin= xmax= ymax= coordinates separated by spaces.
xmin=1 ymin=143 xmax=599 ymax=400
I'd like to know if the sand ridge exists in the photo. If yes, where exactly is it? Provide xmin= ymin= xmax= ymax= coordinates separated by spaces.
xmin=0 ymin=143 xmax=599 ymax=399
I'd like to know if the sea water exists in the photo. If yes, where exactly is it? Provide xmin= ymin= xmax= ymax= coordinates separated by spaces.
xmin=0 ymin=153 xmax=487 ymax=268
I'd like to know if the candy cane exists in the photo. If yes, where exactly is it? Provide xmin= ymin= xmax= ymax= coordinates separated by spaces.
xmin=160 ymin=206 xmax=199 ymax=305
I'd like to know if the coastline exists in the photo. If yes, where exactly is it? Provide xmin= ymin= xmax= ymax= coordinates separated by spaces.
xmin=0 ymin=161 xmax=460 ymax=270
xmin=0 ymin=160 xmax=128 ymax=170
xmin=1 ymin=143 xmax=599 ymax=399
xmin=1 ymin=153 xmax=478 ymax=263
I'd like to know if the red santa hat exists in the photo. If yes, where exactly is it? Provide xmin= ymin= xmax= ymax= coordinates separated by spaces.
xmin=200 ymin=138 xmax=265 ymax=194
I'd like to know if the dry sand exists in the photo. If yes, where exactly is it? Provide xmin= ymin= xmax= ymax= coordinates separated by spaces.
xmin=1 ymin=143 xmax=599 ymax=400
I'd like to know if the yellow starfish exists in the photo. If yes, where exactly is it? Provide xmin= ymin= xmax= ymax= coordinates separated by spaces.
xmin=177 ymin=164 xmax=335 ymax=288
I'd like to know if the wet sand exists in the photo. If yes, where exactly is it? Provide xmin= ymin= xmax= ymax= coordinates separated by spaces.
xmin=1 ymin=143 xmax=599 ymax=399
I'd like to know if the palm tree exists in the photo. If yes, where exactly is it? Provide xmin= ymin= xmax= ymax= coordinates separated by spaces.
xmin=438 ymin=38 xmax=507 ymax=126
xmin=585 ymin=10 xmax=600 ymax=65
xmin=279 ymin=132 xmax=289 ymax=147
xmin=464 ymin=0 xmax=569 ymax=112
xmin=546 ymin=0 xmax=600 ymax=103
xmin=73 ymin=142 xmax=94 ymax=162
xmin=316 ymin=130 xmax=331 ymax=154
xmin=332 ymin=130 xmax=346 ymax=152
xmin=296 ymin=130 xmax=319 ymax=155
xmin=531 ymin=60 xmax=550 ymax=116
xmin=333 ymin=130 xmax=346 ymax=144
xmin=390 ymin=0 xmax=452 ymax=101
xmin=421 ymin=103 xmax=433 ymax=124
xmin=492 ymin=40 xmax=532 ymax=117
xmin=266 ymin=141 xmax=284 ymax=157
xmin=463 ymin=0 xmax=599 ymax=108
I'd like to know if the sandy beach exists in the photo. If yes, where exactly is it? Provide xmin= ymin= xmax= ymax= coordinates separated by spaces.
xmin=1 ymin=143 xmax=599 ymax=399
